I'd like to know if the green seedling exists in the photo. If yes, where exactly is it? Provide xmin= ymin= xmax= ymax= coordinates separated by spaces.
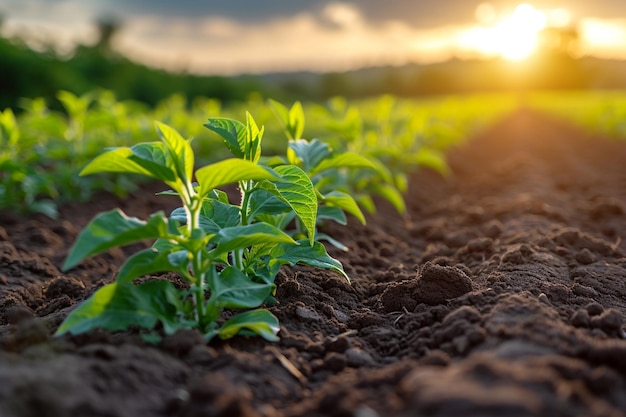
xmin=58 ymin=115 xmax=347 ymax=342
xmin=268 ymin=99 xmax=377 ymax=250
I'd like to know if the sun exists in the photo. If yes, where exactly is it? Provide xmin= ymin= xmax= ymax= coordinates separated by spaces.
xmin=460 ymin=3 xmax=549 ymax=61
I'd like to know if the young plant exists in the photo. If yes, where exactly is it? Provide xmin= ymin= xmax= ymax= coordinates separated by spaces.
xmin=58 ymin=116 xmax=347 ymax=342
xmin=268 ymin=99 xmax=377 ymax=250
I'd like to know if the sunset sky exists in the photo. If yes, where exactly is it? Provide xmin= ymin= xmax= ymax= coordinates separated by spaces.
xmin=2 ymin=0 xmax=626 ymax=74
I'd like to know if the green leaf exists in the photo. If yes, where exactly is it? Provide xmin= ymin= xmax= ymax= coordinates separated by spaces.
xmin=0 ymin=108 xmax=19 ymax=146
xmin=245 ymin=112 xmax=264 ymax=163
xmin=317 ymin=206 xmax=347 ymax=225
xmin=411 ymin=147 xmax=451 ymax=176
xmin=287 ymin=139 xmax=331 ymax=172
xmin=247 ymin=190 xmax=291 ymax=222
xmin=210 ymin=223 xmax=296 ymax=255
xmin=195 ymin=159 xmax=277 ymax=199
xmin=323 ymin=191 xmax=366 ymax=224
xmin=81 ymin=144 xmax=176 ymax=182
xmin=316 ymin=233 xmax=348 ymax=252
xmin=272 ymin=165 xmax=318 ymax=245
xmin=55 ymin=281 xmax=182 ymax=336
xmin=288 ymin=101 xmax=305 ymax=140
xmin=271 ymin=240 xmax=349 ymax=283
xmin=311 ymin=152 xmax=375 ymax=176
xmin=373 ymin=183 xmax=406 ymax=214
xmin=116 ymin=242 xmax=188 ymax=284
xmin=171 ymin=207 xmax=221 ymax=234
xmin=63 ymin=209 xmax=169 ymax=271
xmin=356 ymin=194 xmax=376 ymax=214
xmin=207 ymin=266 xmax=274 ymax=309
xmin=212 ymin=309 xmax=280 ymax=341
xmin=201 ymin=199 xmax=242 ymax=229
xmin=204 ymin=118 xmax=246 ymax=158
xmin=269 ymin=99 xmax=304 ymax=140
xmin=155 ymin=122 xmax=194 ymax=183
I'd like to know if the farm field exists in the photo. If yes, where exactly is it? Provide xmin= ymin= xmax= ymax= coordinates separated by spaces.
xmin=2 ymin=95 xmax=626 ymax=416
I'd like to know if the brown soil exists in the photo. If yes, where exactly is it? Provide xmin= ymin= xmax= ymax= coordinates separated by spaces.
xmin=2 ymin=108 xmax=626 ymax=417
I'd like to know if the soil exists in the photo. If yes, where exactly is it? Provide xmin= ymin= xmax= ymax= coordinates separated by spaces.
xmin=2 ymin=108 xmax=626 ymax=417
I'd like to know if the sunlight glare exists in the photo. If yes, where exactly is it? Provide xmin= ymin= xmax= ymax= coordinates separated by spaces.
xmin=460 ymin=3 xmax=549 ymax=61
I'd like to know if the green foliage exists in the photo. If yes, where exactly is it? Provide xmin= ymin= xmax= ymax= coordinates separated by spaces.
xmin=1 ymin=90 xmax=516 ymax=219
xmin=57 ymin=116 xmax=349 ymax=342
xmin=528 ymin=91 xmax=626 ymax=139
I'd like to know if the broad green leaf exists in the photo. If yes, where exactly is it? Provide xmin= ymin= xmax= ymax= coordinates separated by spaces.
xmin=155 ymin=122 xmax=194 ymax=183
xmin=272 ymin=165 xmax=318 ymax=245
xmin=210 ymin=223 xmax=296 ymax=255
xmin=204 ymin=118 xmax=246 ymax=158
xmin=201 ymin=199 xmax=241 ymax=229
xmin=311 ymin=152 xmax=375 ymax=176
xmin=116 ymin=242 xmax=188 ymax=284
xmin=271 ymin=240 xmax=349 ymax=283
xmin=287 ymin=139 xmax=331 ymax=172
xmin=195 ymin=159 xmax=277 ymax=199
xmin=55 ymin=280 xmax=182 ymax=336
xmin=207 ymin=266 xmax=274 ymax=309
xmin=317 ymin=206 xmax=347 ymax=225
xmin=323 ymin=191 xmax=366 ymax=224
xmin=212 ymin=309 xmax=280 ymax=341
xmin=63 ymin=209 xmax=169 ymax=271
xmin=80 ymin=143 xmax=176 ymax=183
xmin=247 ymin=190 xmax=291 ymax=222
xmin=171 ymin=206 xmax=221 ymax=234
xmin=373 ymin=183 xmax=406 ymax=214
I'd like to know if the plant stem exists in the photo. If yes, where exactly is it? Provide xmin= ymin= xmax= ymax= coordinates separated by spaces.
xmin=233 ymin=180 xmax=251 ymax=270
xmin=184 ymin=186 xmax=207 ymax=325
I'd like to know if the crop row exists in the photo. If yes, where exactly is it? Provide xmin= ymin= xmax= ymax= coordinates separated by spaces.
xmin=528 ymin=91 xmax=626 ymax=139
xmin=0 ymin=91 xmax=518 ymax=218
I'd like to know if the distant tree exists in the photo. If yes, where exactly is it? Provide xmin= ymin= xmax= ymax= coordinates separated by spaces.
xmin=94 ymin=17 xmax=121 ymax=54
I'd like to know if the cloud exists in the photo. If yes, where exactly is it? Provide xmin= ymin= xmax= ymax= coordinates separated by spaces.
xmin=113 ymin=3 xmax=469 ymax=74
xmin=103 ymin=0 xmax=481 ymax=28
xmin=4 ymin=0 xmax=626 ymax=74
